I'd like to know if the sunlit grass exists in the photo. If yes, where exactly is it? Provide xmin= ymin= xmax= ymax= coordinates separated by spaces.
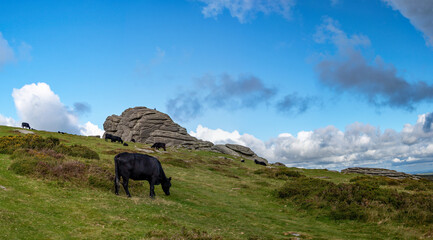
xmin=0 ymin=125 xmax=431 ymax=239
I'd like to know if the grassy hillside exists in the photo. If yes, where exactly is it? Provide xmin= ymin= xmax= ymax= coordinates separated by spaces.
xmin=0 ymin=125 xmax=432 ymax=239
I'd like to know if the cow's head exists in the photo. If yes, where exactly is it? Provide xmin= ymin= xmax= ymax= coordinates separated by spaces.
xmin=162 ymin=177 xmax=172 ymax=195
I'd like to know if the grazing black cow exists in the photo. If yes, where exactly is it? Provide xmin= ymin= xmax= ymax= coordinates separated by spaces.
xmin=21 ymin=122 xmax=31 ymax=129
xmin=151 ymin=142 xmax=166 ymax=151
xmin=254 ymin=159 xmax=267 ymax=166
xmin=114 ymin=152 xmax=172 ymax=198
xmin=58 ymin=131 xmax=66 ymax=134
xmin=123 ymin=143 xmax=128 ymax=146
xmin=131 ymin=139 xmax=136 ymax=143
xmin=105 ymin=133 xmax=123 ymax=144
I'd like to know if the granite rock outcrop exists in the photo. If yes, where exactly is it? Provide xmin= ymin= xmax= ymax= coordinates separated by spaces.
xmin=103 ymin=107 xmax=269 ymax=163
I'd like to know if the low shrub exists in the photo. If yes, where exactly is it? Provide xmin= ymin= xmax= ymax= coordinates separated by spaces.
xmin=9 ymin=148 xmax=112 ymax=190
xmin=276 ymin=177 xmax=433 ymax=226
xmin=54 ymin=144 xmax=99 ymax=160
xmin=0 ymin=135 xmax=60 ymax=154
xmin=255 ymin=167 xmax=304 ymax=180
xmin=162 ymin=158 xmax=192 ymax=168
xmin=0 ymin=135 xmax=99 ymax=160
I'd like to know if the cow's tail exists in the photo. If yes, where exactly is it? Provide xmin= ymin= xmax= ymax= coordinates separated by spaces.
xmin=114 ymin=155 xmax=120 ymax=188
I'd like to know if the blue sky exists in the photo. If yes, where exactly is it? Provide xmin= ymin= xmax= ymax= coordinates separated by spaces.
xmin=1 ymin=0 xmax=433 ymax=173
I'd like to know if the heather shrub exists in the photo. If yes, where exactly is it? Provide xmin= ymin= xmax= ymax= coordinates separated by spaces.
xmin=276 ymin=177 xmax=433 ymax=225
xmin=54 ymin=144 xmax=99 ymax=160
xmin=255 ymin=167 xmax=304 ymax=180
xmin=0 ymin=135 xmax=60 ymax=154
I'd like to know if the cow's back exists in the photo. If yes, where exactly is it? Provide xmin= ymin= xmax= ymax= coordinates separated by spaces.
xmin=115 ymin=153 xmax=161 ymax=181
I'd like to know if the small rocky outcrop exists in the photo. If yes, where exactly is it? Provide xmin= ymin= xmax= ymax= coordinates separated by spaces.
xmin=341 ymin=167 xmax=415 ymax=179
xmin=211 ymin=144 xmax=268 ymax=164
xmin=103 ymin=107 xmax=268 ymax=163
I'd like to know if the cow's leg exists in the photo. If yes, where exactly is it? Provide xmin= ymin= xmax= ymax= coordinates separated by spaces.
xmin=149 ymin=178 xmax=156 ymax=199
xmin=122 ymin=177 xmax=131 ymax=197
xmin=114 ymin=176 xmax=120 ymax=195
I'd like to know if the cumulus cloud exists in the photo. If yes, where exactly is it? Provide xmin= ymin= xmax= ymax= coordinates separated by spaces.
xmin=79 ymin=121 xmax=104 ymax=137
xmin=191 ymin=112 xmax=433 ymax=172
xmin=276 ymin=93 xmax=318 ymax=115
xmin=383 ymin=0 xmax=433 ymax=47
xmin=0 ymin=114 xmax=18 ymax=127
xmin=198 ymin=0 xmax=296 ymax=23
xmin=315 ymin=17 xmax=433 ymax=110
xmin=166 ymin=93 xmax=204 ymax=122
xmin=0 ymin=32 xmax=15 ymax=68
xmin=10 ymin=82 xmax=103 ymax=136
xmin=166 ymin=74 xmax=277 ymax=121
xmin=73 ymin=102 xmax=91 ymax=115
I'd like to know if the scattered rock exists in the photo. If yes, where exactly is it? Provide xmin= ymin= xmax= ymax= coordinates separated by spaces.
xmin=225 ymin=144 xmax=255 ymax=156
xmin=273 ymin=162 xmax=286 ymax=167
xmin=341 ymin=167 xmax=415 ymax=179
xmin=0 ymin=185 xmax=6 ymax=190
xmin=212 ymin=145 xmax=240 ymax=157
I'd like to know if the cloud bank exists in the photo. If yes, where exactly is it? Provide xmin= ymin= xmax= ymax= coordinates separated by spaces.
xmin=383 ymin=0 xmax=433 ymax=47
xmin=198 ymin=0 xmax=295 ymax=23
xmin=3 ymin=82 xmax=104 ymax=136
xmin=191 ymin=112 xmax=433 ymax=172
xmin=315 ymin=17 xmax=433 ymax=110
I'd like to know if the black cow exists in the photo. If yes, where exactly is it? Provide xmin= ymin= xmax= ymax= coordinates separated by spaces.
xmin=123 ymin=143 xmax=128 ymax=146
xmin=254 ymin=159 xmax=267 ymax=166
xmin=105 ymin=133 xmax=123 ymax=144
xmin=21 ymin=122 xmax=31 ymax=129
xmin=151 ymin=142 xmax=166 ymax=151
xmin=114 ymin=152 xmax=172 ymax=198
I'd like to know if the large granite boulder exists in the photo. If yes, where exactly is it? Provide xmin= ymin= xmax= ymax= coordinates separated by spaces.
xmin=103 ymin=107 xmax=210 ymax=148
xmin=103 ymin=107 xmax=268 ymax=161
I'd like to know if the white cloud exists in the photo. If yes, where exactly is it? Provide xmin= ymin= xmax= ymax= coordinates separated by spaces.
xmin=191 ymin=113 xmax=433 ymax=172
xmin=383 ymin=0 xmax=433 ymax=47
xmin=0 ymin=114 xmax=18 ymax=127
xmin=198 ymin=0 xmax=295 ymax=23
xmin=79 ymin=121 xmax=104 ymax=137
xmin=10 ymin=82 xmax=103 ymax=135
xmin=0 ymin=32 xmax=15 ymax=68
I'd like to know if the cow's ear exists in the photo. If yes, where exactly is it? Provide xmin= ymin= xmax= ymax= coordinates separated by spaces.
xmin=169 ymin=177 xmax=172 ymax=181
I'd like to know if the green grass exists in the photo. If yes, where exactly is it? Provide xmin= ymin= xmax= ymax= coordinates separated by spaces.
xmin=0 ymin=125 xmax=432 ymax=239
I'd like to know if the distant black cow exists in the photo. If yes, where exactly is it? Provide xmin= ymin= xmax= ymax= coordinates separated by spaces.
xmin=131 ymin=139 xmax=136 ymax=143
xmin=114 ymin=152 xmax=172 ymax=198
xmin=105 ymin=133 xmax=123 ymax=144
xmin=151 ymin=142 xmax=166 ymax=151
xmin=21 ymin=122 xmax=31 ymax=129
xmin=254 ymin=159 xmax=267 ymax=166
xmin=123 ymin=143 xmax=128 ymax=146
xmin=58 ymin=131 xmax=66 ymax=134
